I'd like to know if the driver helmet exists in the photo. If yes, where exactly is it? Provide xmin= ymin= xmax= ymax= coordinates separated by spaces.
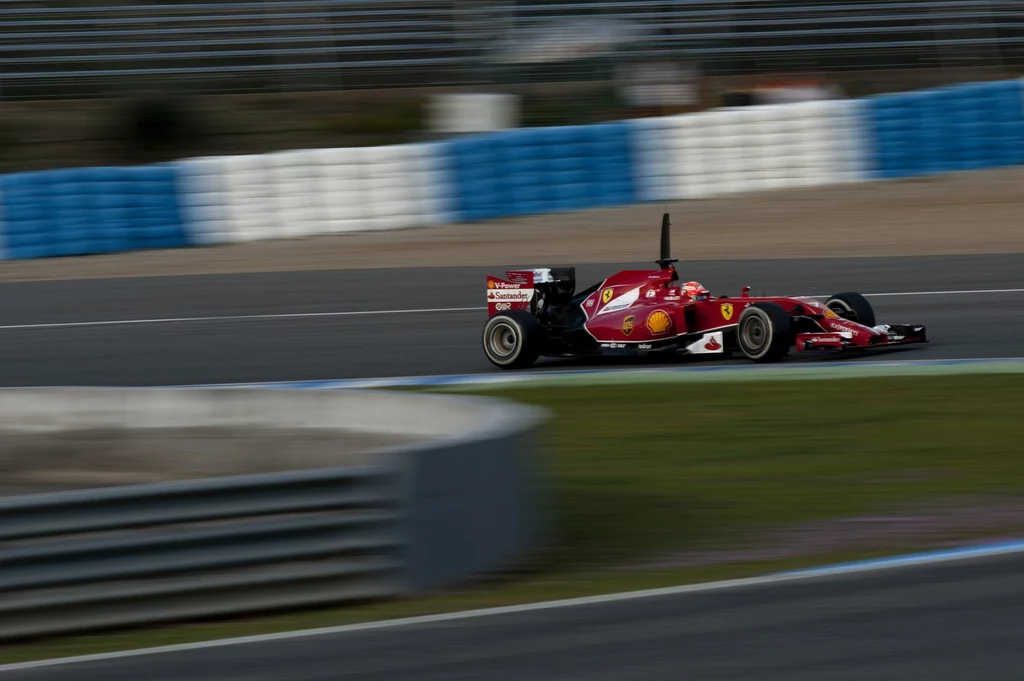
xmin=683 ymin=281 xmax=709 ymax=301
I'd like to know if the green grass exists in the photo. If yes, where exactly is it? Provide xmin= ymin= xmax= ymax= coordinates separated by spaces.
xmin=474 ymin=374 xmax=1024 ymax=566
xmin=3 ymin=374 xmax=1024 ymax=664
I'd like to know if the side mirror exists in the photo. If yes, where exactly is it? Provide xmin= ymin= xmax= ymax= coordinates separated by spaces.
xmin=741 ymin=286 xmax=751 ymax=297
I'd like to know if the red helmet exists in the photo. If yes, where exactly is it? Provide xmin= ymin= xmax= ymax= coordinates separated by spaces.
xmin=683 ymin=281 xmax=709 ymax=301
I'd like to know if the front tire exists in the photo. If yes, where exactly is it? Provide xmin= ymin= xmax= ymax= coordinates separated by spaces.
xmin=736 ymin=302 xmax=792 ymax=363
xmin=826 ymin=292 xmax=875 ymax=327
xmin=482 ymin=311 xmax=544 ymax=369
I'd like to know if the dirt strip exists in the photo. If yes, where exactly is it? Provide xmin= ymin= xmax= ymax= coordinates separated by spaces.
xmin=1 ymin=166 xmax=1022 ymax=282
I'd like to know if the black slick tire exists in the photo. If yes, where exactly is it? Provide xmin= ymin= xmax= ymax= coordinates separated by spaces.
xmin=736 ymin=302 xmax=792 ymax=363
xmin=482 ymin=310 xmax=544 ymax=369
xmin=825 ymin=292 xmax=876 ymax=327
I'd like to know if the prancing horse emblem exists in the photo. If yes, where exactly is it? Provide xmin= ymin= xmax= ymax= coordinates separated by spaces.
xmin=721 ymin=303 xmax=734 ymax=321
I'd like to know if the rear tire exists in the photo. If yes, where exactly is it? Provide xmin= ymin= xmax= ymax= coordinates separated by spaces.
xmin=736 ymin=302 xmax=792 ymax=363
xmin=482 ymin=310 xmax=544 ymax=369
xmin=826 ymin=292 xmax=875 ymax=327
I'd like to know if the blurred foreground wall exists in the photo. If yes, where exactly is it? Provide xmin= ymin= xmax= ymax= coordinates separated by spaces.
xmin=0 ymin=387 xmax=550 ymax=640
xmin=0 ymin=78 xmax=1022 ymax=260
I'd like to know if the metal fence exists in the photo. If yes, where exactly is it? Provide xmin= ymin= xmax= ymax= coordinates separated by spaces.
xmin=0 ymin=465 xmax=405 ymax=640
xmin=1 ymin=0 xmax=1023 ymax=100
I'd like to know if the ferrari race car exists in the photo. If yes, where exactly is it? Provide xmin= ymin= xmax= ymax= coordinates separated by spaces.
xmin=482 ymin=213 xmax=927 ymax=369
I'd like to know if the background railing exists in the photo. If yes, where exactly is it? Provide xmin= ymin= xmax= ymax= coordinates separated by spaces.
xmin=2 ymin=0 xmax=1023 ymax=100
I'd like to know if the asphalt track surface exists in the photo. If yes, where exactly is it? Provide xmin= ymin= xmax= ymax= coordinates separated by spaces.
xmin=0 ymin=253 xmax=1022 ymax=387
xmin=5 ymin=550 xmax=1024 ymax=680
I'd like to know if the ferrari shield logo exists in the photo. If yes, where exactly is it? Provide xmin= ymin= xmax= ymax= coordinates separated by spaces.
xmin=602 ymin=288 xmax=614 ymax=304
xmin=721 ymin=303 xmax=734 ymax=321
xmin=622 ymin=315 xmax=634 ymax=336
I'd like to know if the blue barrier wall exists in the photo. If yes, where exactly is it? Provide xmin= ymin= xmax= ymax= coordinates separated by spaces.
xmin=867 ymin=79 xmax=1024 ymax=179
xmin=0 ymin=164 xmax=187 ymax=260
xmin=448 ymin=122 xmax=637 ymax=222
xmin=0 ymin=78 xmax=1022 ymax=261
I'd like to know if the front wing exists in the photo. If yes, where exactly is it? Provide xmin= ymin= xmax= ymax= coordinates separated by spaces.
xmin=795 ymin=324 xmax=928 ymax=352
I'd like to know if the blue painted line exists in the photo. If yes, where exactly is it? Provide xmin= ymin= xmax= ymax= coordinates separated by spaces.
xmin=775 ymin=539 xmax=1024 ymax=578
xmin=168 ymin=356 xmax=1024 ymax=391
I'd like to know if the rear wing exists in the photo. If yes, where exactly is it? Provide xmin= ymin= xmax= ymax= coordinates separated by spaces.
xmin=486 ymin=270 xmax=537 ymax=317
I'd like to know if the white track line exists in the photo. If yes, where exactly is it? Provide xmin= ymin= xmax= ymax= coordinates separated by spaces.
xmin=0 ymin=306 xmax=484 ymax=331
xmin=863 ymin=288 xmax=1024 ymax=297
xmin=0 ymin=288 xmax=1021 ymax=332
xmin=3 ymin=538 xmax=1024 ymax=673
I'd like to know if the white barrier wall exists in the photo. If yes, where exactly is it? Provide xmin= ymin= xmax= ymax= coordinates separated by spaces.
xmin=634 ymin=100 xmax=866 ymax=202
xmin=177 ymin=156 xmax=231 ymax=246
xmin=178 ymin=143 xmax=453 ymax=245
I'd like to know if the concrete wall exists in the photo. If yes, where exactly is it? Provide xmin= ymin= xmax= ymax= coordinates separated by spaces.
xmin=0 ymin=387 xmax=551 ymax=640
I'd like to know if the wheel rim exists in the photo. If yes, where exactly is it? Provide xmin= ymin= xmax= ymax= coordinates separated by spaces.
xmin=487 ymin=322 xmax=519 ymax=360
xmin=742 ymin=315 xmax=768 ymax=351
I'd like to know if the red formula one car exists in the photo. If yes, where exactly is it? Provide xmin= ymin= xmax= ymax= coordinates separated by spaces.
xmin=482 ymin=213 xmax=927 ymax=369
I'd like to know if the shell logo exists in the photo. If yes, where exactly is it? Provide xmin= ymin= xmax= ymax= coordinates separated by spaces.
xmin=487 ymin=280 xmax=496 ymax=289
xmin=646 ymin=309 xmax=672 ymax=335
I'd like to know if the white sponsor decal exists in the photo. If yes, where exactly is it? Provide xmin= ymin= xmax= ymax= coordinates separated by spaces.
xmin=494 ymin=302 xmax=512 ymax=311
xmin=639 ymin=343 xmax=652 ymax=350
xmin=530 ymin=268 xmax=554 ymax=283
xmin=585 ymin=300 xmax=594 ymax=308
xmin=685 ymin=331 xmax=724 ymax=354
xmin=646 ymin=289 xmax=657 ymax=299
xmin=488 ymin=290 xmax=534 ymax=302
xmin=597 ymin=286 xmax=641 ymax=316
xmin=491 ymin=281 xmax=526 ymax=289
